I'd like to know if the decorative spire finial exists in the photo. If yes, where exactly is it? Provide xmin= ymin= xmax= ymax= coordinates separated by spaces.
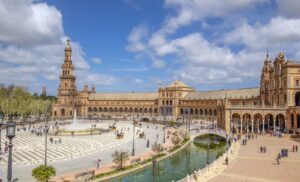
xmin=65 ymin=38 xmax=72 ymax=51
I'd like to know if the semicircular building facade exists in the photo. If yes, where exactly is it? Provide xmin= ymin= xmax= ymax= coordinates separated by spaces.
xmin=52 ymin=40 xmax=300 ymax=133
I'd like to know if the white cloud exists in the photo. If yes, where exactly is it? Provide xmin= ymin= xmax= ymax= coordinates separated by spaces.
xmin=134 ymin=78 xmax=144 ymax=84
xmin=91 ymin=57 xmax=102 ymax=64
xmin=0 ymin=0 xmax=117 ymax=94
xmin=126 ymin=0 xmax=270 ymax=71
xmin=126 ymin=25 xmax=148 ymax=52
xmin=224 ymin=17 xmax=300 ymax=51
xmin=161 ymin=0 xmax=269 ymax=34
xmin=126 ymin=0 xmax=300 ymax=86
xmin=113 ymin=67 xmax=149 ymax=72
xmin=0 ymin=0 xmax=63 ymax=46
xmin=277 ymin=0 xmax=300 ymax=18
xmin=87 ymin=73 xmax=118 ymax=86
xmin=167 ymin=33 xmax=265 ymax=84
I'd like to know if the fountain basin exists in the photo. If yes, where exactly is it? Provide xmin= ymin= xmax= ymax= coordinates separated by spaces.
xmin=50 ymin=119 xmax=111 ymax=136
xmin=49 ymin=128 xmax=110 ymax=136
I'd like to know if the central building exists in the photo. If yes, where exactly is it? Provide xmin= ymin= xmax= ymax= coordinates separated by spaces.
xmin=53 ymin=40 xmax=300 ymax=133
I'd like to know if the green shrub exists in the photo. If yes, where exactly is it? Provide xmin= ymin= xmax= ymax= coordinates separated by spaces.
xmin=32 ymin=165 xmax=56 ymax=182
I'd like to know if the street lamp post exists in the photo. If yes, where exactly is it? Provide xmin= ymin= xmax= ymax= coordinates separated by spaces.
xmin=132 ymin=115 xmax=135 ymax=156
xmin=44 ymin=123 xmax=49 ymax=166
xmin=226 ymin=133 xmax=229 ymax=165
xmin=6 ymin=120 xmax=16 ymax=182
xmin=0 ymin=114 xmax=3 ymax=155
xmin=161 ymin=107 xmax=166 ymax=144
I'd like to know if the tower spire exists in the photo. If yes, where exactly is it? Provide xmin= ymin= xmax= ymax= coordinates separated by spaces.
xmin=64 ymin=39 xmax=72 ymax=62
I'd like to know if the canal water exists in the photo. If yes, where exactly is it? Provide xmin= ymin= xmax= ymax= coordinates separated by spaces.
xmin=110 ymin=135 xmax=226 ymax=182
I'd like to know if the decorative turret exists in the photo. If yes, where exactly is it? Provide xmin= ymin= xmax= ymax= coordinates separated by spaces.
xmin=84 ymin=85 xmax=89 ymax=92
xmin=274 ymin=52 xmax=285 ymax=76
xmin=91 ymin=85 xmax=96 ymax=93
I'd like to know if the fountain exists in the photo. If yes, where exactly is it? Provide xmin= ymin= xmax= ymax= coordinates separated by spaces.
xmin=68 ymin=109 xmax=78 ymax=130
xmin=50 ymin=109 xmax=110 ymax=136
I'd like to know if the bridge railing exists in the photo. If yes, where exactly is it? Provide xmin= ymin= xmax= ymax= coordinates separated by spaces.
xmin=190 ymin=128 xmax=227 ymax=138
xmin=176 ymin=135 xmax=233 ymax=182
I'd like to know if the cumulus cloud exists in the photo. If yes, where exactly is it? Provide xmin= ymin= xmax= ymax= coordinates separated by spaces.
xmin=134 ymin=78 xmax=144 ymax=84
xmin=224 ymin=17 xmax=300 ymax=51
xmin=91 ymin=57 xmax=102 ymax=64
xmin=161 ymin=0 xmax=270 ymax=34
xmin=0 ymin=0 xmax=63 ymax=46
xmin=126 ymin=0 xmax=277 ymax=85
xmin=126 ymin=25 xmax=148 ymax=52
xmin=164 ymin=33 xmax=266 ymax=84
xmin=0 ymin=0 xmax=115 ymax=93
xmin=276 ymin=0 xmax=300 ymax=18
xmin=87 ymin=73 xmax=118 ymax=86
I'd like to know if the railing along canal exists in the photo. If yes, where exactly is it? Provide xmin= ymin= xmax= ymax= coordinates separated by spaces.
xmin=176 ymin=130 xmax=233 ymax=182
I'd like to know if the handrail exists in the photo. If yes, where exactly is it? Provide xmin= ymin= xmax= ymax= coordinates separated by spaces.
xmin=228 ymin=105 xmax=287 ymax=109
xmin=176 ymin=136 xmax=233 ymax=182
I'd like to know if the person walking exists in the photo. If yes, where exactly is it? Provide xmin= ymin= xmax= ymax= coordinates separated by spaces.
xmin=296 ymin=145 xmax=298 ymax=152
xmin=276 ymin=156 xmax=280 ymax=165
xmin=260 ymin=146 xmax=262 ymax=153
xmin=293 ymin=145 xmax=295 ymax=152
xmin=96 ymin=159 xmax=101 ymax=169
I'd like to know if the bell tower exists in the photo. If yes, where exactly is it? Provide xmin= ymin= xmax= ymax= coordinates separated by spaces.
xmin=54 ymin=39 xmax=77 ymax=118
xmin=58 ymin=39 xmax=77 ymax=95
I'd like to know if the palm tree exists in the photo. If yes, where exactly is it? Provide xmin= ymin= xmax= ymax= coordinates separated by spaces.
xmin=171 ymin=135 xmax=180 ymax=145
xmin=111 ymin=150 xmax=129 ymax=169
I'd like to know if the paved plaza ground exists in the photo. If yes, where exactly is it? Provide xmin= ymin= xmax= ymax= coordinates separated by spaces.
xmin=0 ymin=120 xmax=165 ymax=182
xmin=209 ymin=135 xmax=300 ymax=182
xmin=1 ymin=120 xmax=299 ymax=182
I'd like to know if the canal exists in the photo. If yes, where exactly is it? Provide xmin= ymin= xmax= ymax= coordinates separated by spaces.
xmin=110 ymin=134 xmax=226 ymax=182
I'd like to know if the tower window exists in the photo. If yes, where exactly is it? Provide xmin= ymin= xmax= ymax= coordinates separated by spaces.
xmin=296 ymin=80 xmax=299 ymax=86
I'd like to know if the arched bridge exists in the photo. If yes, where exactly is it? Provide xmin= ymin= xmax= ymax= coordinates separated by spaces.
xmin=189 ymin=128 xmax=228 ymax=140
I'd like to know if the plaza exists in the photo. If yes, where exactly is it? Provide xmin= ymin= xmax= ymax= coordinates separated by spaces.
xmin=1 ymin=1 xmax=300 ymax=182
xmin=0 ymin=120 xmax=166 ymax=181
xmin=210 ymin=135 xmax=300 ymax=182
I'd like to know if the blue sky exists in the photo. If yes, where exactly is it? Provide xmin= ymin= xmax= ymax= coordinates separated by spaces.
xmin=1 ymin=0 xmax=300 ymax=95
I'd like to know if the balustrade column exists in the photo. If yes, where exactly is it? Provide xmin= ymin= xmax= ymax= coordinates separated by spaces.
xmin=273 ymin=116 xmax=276 ymax=133
xmin=240 ymin=119 xmax=243 ymax=135
xmin=262 ymin=118 xmax=265 ymax=134
xmin=251 ymin=119 xmax=254 ymax=134
xmin=246 ymin=119 xmax=249 ymax=134
xmin=285 ymin=117 xmax=288 ymax=131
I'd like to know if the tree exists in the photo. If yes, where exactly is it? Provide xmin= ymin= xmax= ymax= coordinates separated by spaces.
xmin=167 ymin=120 xmax=176 ymax=127
xmin=171 ymin=135 xmax=180 ymax=145
xmin=32 ymin=165 xmax=56 ymax=182
xmin=111 ymin=150 xmax=129 ymax=170
xmin=152 ymin=142 xmax=163 ymax=154
xmin=0 ymin=84 xmax=55 ymax=121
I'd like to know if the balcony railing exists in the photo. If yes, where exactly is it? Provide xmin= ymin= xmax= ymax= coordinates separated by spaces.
xmin=228 ymin=105 xmax=287 ymax=110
